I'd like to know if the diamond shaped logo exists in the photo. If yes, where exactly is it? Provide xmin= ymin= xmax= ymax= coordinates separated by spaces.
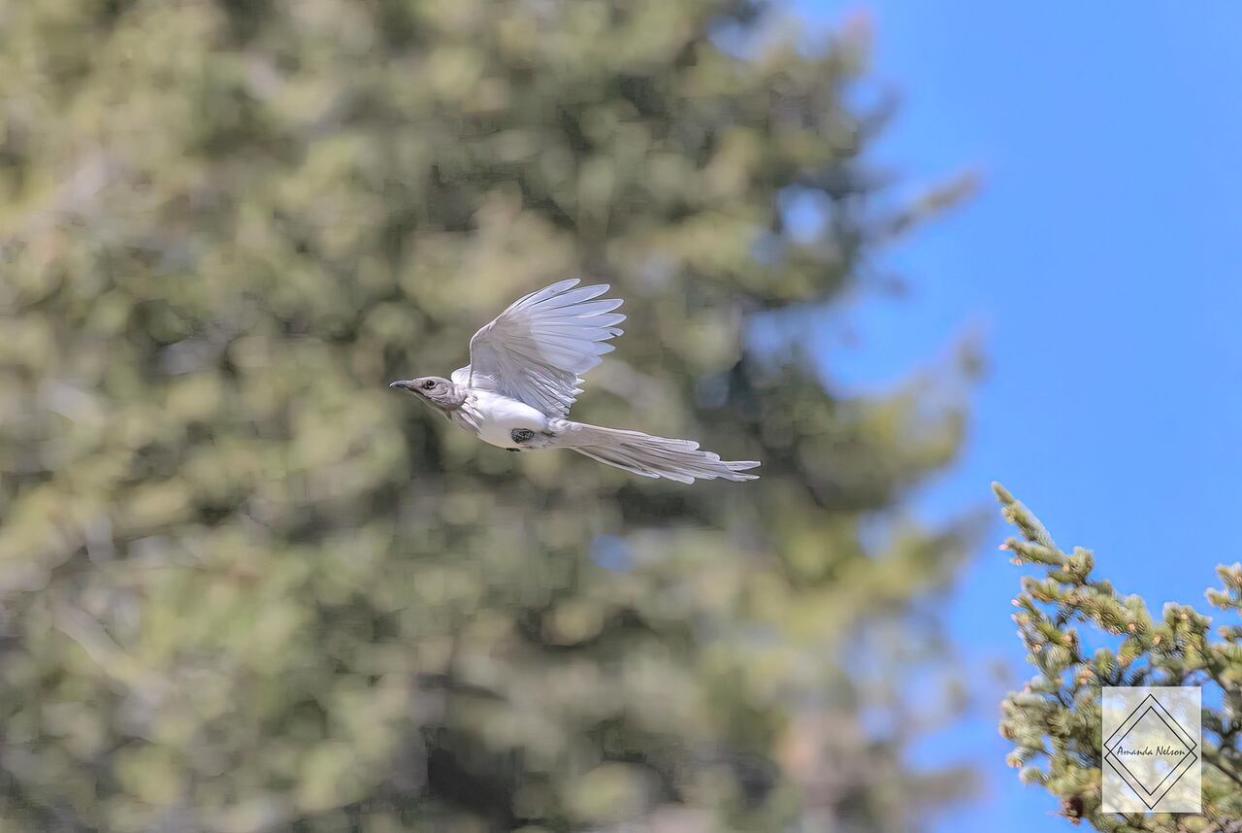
xmin=1102 ymin=687 xmax=1201 ymax=813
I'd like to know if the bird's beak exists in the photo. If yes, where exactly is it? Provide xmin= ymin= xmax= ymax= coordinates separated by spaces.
xmin=389 ymin=380 xmax=414 ymax=392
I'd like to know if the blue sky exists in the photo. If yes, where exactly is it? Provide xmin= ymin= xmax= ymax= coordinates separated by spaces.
xmin=791 ymin=3 xmax=1242 ymax=830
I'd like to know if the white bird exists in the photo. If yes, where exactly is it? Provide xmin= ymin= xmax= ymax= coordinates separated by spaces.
xmin=390 ymin=279 xmax=759 ymax=483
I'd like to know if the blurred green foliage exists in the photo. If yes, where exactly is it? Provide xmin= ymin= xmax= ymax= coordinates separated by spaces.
xmin=0 ymin=1 xmax=979 ymax=830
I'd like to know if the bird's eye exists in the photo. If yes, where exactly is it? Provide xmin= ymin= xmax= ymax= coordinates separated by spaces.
xmin=420 ymin=380 xmax=436 ymax=391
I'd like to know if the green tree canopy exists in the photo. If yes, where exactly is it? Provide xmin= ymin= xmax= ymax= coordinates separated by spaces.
xmin=1 ymin=2 xmax=977 ymax=830
xmin=995 ymin=484 xmax=1242 ymax=831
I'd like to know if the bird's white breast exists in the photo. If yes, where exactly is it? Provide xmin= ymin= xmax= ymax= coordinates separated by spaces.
xmin=464 ymin=390 xmax=550 ymax=449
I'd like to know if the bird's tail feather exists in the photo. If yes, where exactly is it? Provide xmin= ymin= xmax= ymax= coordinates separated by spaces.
xmin=560 ymin=421 xmax=759 ymax=484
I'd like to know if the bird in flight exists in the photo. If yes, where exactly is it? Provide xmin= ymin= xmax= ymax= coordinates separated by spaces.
xmin=390 ymin=279 xmax=759 ymax=483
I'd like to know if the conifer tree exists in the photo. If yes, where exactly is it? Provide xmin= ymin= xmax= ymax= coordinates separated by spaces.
xmin=995 ymin=484 xmax=1242 ymax=831
xmin=0 ymin=2 xmax=977 ymax=830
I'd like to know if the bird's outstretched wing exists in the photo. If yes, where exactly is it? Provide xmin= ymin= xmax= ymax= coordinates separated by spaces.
xmin=453 ymin=279 xmax=625 ymax=417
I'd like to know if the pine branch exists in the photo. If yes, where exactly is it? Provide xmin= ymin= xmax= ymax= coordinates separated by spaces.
xmin=994 ymin=483 xmax=1242 ymax=830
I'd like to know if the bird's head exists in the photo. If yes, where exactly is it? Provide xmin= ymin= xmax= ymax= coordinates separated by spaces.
xmin=389 ymin=376 xmax=463 ymax=411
